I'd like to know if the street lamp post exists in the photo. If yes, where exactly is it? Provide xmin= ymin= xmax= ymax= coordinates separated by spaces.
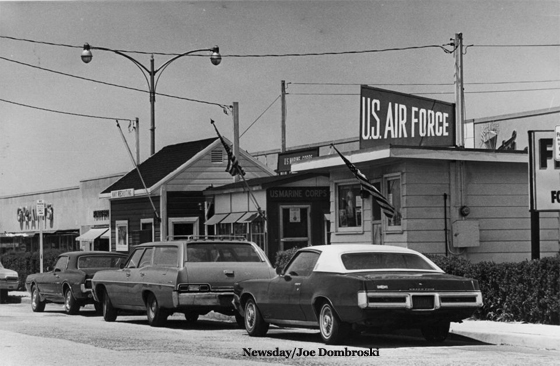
xmin=81 ymin=43 xmax=221 ymax=155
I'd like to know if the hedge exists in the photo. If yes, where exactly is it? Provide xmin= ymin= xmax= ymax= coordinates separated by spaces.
xmin=274 ymin=247 xmax=560 ymax=325
xmin=0 ymin=250 xmax=65 ymax=290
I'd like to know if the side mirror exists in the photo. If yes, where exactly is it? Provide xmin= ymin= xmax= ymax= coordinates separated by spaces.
xmin=275 ymin=266 xmax=284 ymax=275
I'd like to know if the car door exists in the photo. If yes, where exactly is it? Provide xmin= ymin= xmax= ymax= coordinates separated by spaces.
xmin=264 ymin=251 xmax=320 ymax=322
xmin=40 ymin=256 xmax=69 ymax=301
xmin=125 ymin=247 xmax=154 ymax=307
xmin=142 ymin=246 xmax=179 ymax=308
xmin=107 ymin=248 xmax=145 ymax=307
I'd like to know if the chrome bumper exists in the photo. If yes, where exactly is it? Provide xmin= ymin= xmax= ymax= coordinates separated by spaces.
xmin=172 ymin=291 xmax=234 ymax=308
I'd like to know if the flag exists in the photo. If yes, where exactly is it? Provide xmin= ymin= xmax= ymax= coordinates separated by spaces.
xmin=211 ymin=120 xmax=245 ymax=177
xmin=332 ymin=145 xmax=396 ymax=219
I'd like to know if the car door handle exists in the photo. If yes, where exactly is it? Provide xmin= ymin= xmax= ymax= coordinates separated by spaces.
xmin=223 ymin=270 xmax=234 ymax=276
xmin=295 ymin=283 xmax=301 ymax=286
xmin=125 ymin=273 xmax=131 ymax=277
xmin=140 ymin=273 xmax=145 ymax=277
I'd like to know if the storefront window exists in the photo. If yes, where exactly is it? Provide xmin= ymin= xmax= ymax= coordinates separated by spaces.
xmin=337 ymin=183 xmax=362 ymax=230
xmin=385 ymin=175 xmax=402 ymax=228
xmin=116 ymin=220 xmax=128 ymax=251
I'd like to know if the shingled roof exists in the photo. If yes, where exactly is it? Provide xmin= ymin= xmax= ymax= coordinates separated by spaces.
xmin=102 ymin=138 xmax=218 ymax=194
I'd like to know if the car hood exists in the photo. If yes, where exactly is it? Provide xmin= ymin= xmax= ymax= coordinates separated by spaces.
xmin=343 ymin=271 xmax=479 ymax=291
xmin=0 ymin=268 xmax=18 ymax=278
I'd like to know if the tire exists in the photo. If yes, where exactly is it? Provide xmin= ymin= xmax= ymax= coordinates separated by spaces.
xmin=244 ymin=298 xmax=269 ymax=337
xmin=319 ymin=302 xmax=350 ymax=345
xmin=93 ymin=302 xmax=103 ymax=315
xmin=146 ymin=293 xmax=168 ymax=327
xmin=101 ymin=289 xmax=117 ymax=322
xmin=64 ymin=288 xmax=80 ymax=315
xmin=185 ymin=313 xmax=199 ymax=324
xmin=234 ymin=311 xmax=245 ymax=329
xmin=31 ymin=286 xmax=46 ymax=313
xmin=421 ymin=321 xmax=450 ymax=342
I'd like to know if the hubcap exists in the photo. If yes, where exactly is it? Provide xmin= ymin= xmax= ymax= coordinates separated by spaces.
xmin=321 ymin=307 xmax=333 ymax=337
xmin=246 ymin=303 xmax=256 ymax=329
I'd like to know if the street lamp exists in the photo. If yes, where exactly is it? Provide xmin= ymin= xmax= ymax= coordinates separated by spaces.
xmin=81 ymin=43 xmax=222 ymax=155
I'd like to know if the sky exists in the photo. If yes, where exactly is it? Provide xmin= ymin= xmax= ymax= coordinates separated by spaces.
xmin=1 ymin=1 xmax=559 ymax=196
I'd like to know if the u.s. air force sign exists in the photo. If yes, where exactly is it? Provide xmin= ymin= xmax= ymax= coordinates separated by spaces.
xmin=360 ymin=86 xmax=456 ymax=149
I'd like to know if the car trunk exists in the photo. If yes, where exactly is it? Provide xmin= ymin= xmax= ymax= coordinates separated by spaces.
xmin=347 ymin=272 xmax=477 ymax=292
xmin=184 ymin=262 xmax=274 ymax=291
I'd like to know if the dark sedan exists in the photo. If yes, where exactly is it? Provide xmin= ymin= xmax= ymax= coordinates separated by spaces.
xmin=25 ymin=251 xmax=127 ymax=314
xmin=233 ymin=244 xmax=483 ymax=344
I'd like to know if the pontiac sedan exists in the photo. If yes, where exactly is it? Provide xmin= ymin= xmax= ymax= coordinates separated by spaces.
xmin=25 ymin=251 xmax=127 ymax=314
xmin=233 ymin=244 xmax=483 ymax=344
xmin=91 ymin=237 xmax=276 ymax=327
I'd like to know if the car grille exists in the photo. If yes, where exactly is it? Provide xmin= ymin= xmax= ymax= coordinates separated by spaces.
xmin=411 ymin=295 xmax=435 ymax=310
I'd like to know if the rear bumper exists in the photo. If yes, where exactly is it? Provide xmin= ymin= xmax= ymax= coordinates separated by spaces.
xmin=172 ymin=291 xmax=235 ymax=309
xmin=0 ymin=278 xmax=19 ymax=290
xmin=357 ymin=291 xmax=483 ymax=310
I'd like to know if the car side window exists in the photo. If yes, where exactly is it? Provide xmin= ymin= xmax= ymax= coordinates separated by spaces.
xmin=153 ymin=247 xmax=178 ymax=267
xmin=54 ymin=256 xmax=69 ymax=272
xmin=284 ymin=251 xmax=320 ymax=277
xmin=138 ymin=247 xmax=154 ymax=268
xmin=126 ymin=249 xmax=145 ymax=269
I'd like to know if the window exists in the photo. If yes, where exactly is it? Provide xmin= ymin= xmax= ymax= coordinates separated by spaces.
xmin=341 ymin=252 xmax=437 ymax=271
xmin=138 ymin=247 xmax=154 ymax=268
xmin=78 ymin=256 xmax=124 ymax=269
xmin=337 ymin=183 xmax=362 ymax=230
xmin=126 ymin=249 xmax=145 ymax=269
xmin=186 ymin=243 xmax=262 ymax=263
xmin=168 ymin=217 xmax=198 ymax=240
xmin=140 ymin=218 xmax=154 ymax=243
xmin=153 ymin=246 xmax=178 ymax=267
xmin=53 ymin=256 xmax=69 ymax=271
xmin=284 ymin=251 xmax=320 ymax=277
xmin=116 ymin=220 xmax=128 ymax=251
xmin=385 ymin=175 xmax=402 ymax=229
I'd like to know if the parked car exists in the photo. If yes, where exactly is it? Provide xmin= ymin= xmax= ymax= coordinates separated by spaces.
xmin=233 ymin=244 xmax=484 ymax=345
xmin=0 ymin=261 xmax=20 ymax=300
xmin=91 ymin=236 xmax=276 ymax=327
xmin=25 ymin=251 xmax=127 ymax=314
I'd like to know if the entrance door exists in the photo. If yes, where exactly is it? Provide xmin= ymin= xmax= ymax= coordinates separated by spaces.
xmin=168 ymin=217 xmax=199 ymax=240
xmin=280 ymin=206 xmax=311 ymax=251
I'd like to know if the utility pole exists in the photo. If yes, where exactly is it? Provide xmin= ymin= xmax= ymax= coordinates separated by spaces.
xmin=454 ymin=33 xmax=465 ymax=147
xmin=233 ymin=102 xmax=240 ymax=182
xmin=281 ymin=80 xmax=287 ymax=152
xmin=135 ymin=117 xmax=140 ymax=165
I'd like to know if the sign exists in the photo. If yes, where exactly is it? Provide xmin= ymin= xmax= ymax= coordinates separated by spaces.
xmin=528 ymin=130 xmax=560 ymax=211
xmin=277 ymin=148 xmax=319 ymax=173
xmin=268 ymin=187 xmax=329 ymax=202
xmin=360 ymin=86 xmax=455 ymax=149
xmin=111 ymin=189 xmax=134 ymax=199
xmin=36 ymin=200 xmax=45 ymax=217
xmin=554 ymin=126 xmax=560 ymax=161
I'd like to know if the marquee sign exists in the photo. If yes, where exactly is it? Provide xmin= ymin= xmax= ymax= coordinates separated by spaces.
xmin=529 ymin=130 xmax=560 ymax=211
xmin=360 ymin=86 xmax=455 ymax=149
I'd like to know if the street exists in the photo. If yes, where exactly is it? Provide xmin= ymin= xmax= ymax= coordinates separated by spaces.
xmin=1 ymin=301 xmax=559 ymax=366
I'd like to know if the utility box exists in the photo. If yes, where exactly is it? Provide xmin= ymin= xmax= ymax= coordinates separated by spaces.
xmin=452 ymin=220 xmax=480 ymax=247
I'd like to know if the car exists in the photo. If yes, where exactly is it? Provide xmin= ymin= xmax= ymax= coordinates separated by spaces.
xmin=25 ymin=251 xmax=127 ymax=314
xmin=0 ymin=261 xmax=20 ymax=301
xmin=91 ymin=236 xmax=276 ymax=327
xmin=233 ymin=244 xmax=484 ymax=345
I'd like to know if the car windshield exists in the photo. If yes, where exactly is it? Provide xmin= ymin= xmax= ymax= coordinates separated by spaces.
xmin=341 ymin=252 xmax=437 ymax=271
xmin=186 ymin=243 xmax=262 ymax=263
xmin=78 ymin=256 xmax=125 ymax=269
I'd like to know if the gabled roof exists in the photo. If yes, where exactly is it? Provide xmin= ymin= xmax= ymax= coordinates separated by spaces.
xmin=102 ymin=138 xmax=218 ymax=194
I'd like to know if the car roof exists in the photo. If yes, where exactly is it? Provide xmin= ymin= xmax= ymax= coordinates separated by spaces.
xmin=298 ymin=244 xmax=443 ymax=273
xmin=59 ymin=251 xmax=127 ymax=257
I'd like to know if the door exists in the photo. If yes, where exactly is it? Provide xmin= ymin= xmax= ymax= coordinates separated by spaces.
xmin=168 ymin=217 xmax=199 ymax=240
xmin=280 ymin=206 xmax=311 ymax=251
xmin=41 ymin=256 xmax=69 ymax=300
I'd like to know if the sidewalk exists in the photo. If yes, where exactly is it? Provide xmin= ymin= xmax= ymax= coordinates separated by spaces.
xmin=7 ymin=291 xmax=559 ymax=350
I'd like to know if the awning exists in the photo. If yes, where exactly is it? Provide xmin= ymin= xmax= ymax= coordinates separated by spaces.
xmin=204 ymin=213 xmax=229 ymax=225
xmin=219 ymin=212 xmax=246 ymax=224
xmin=238 ymin=212 xmax=260 ymax=223
xmin=75 ymin=228 xmax=109 ymax=241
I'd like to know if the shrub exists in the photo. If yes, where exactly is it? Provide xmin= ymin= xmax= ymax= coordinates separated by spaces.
xmin=428 ymin=254 xmax=560 ymax=325
xmin=0 ymin=250 xmax=65 ymax=290
xmin=274 ymin=247 xmax=299 ymax=269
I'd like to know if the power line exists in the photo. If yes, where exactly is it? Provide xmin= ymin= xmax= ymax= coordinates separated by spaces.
xmin=0 ymin=55 xmax=228 ymax=109
xmin=290 ymin=86 xmax=560 ymax=96
xmin=240 ymin=95 xmax=281 ymax=138
xmin=292 ymin=79 xmax=560 ymax=87
xmin=0 ymin=97 xmax=133 ymax=121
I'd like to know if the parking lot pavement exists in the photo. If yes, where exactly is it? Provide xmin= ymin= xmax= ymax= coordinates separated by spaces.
xmin=8 ymin=291 xmax=558 ymax=350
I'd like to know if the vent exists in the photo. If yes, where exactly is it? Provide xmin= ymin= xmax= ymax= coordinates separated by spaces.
xmin=211 ymin=149 xmax=223 ymax=163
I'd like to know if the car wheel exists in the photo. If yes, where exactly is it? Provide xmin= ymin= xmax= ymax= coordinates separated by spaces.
xmin=64 ymin=288 xmax=80 ymax=315
xmin=244 ymin=298 xmax=269 ymax=337
xmin=93 ymin=302 xmax=103 ymax=315
xmin=146 ymin=293 xmax=168 ymax=327
xmin=101 ymin=289 xmax=117 ymax=322
xmin=185 ymin=313 xmax=199 ymax=324
xmin=31 ymin=286 xmax=46 ymax=312
xmin=319 ymin=302 xmax=349 ymax=345
xmin=421 ymin=321 xmax=450 ymax=342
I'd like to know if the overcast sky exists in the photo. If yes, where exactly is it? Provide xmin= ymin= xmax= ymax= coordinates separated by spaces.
xmin=1 ymin=1 xmax=559 ymax=196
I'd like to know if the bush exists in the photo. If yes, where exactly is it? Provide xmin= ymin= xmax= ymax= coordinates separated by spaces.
xmin=0 ymin=250 xmax=65 ymax=290
xmin=428 ymin=254 xmax=560 ymax=325
xmin=274 ymin=247 xmax=299 ymax=269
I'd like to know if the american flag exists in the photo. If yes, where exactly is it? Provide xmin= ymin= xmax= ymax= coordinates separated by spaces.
xmin=332 ymin=145 xmax=396 ymax=219
xmin=211 ymin=120 xmax=245 ymax=177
